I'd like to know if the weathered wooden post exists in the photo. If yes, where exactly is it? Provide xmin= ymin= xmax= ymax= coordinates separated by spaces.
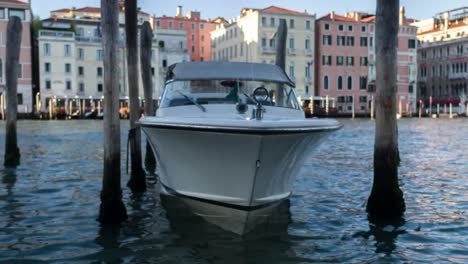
xmin=4 ymin=17 xmax=22 ymax=167
xmin=367 ymin=0 xmax=405 ymax=220
xmin=140 ymin=21 xmax=157 ymax=174
xmin=125 ymin=0 xmax=146 ymax=192
xmin=98 ymin=0 xmax=127 ymax=224
xmin=419 ymin=100 xmax=422 ymax=118
xmin=370 ymin=96 xmax=374 ymax=120
xmin=437 ymin=104 xmax=440 ymax=115
xmin=275 ymin=19 xmax=287 ymax=106
xmin=449 ymin=103 xmax=453 ymax=118
xmin=352 ymin=95 xmax=355 ymax=119
xmin=1 ymin=95 xmax=4 ymax=120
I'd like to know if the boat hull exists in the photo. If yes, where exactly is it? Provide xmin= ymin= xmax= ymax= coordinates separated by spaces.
xmin=142 ymin=125 xmax=330 ymax=207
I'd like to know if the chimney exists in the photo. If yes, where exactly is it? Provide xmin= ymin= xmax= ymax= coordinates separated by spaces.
xmin=355 ymin=12 xmax=360 ymax=21
xmin=176 ymin=5 xmax=182 ymax=17
xmin=399 ymin=6 xmax=405 ymax=25
xmin=444 ymin=11 xmax=450 ymax=31
xmin=330 ymin=11 xmax=334 ymax=20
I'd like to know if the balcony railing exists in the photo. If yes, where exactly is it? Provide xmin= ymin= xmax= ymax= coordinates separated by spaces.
xmin=304 ymin=49 xmax=313 ymax=56
xmin=304 ymin=77 xmax=312 ymax=83
xmin=39 ymin=30 xmax=74 ymax=39
xmin=288 ymin=48 xmax=296 ymax=55
xmin=75 ymin=36 xmax=102 ymax=43
xmin=261 ymin=46 xmax=276 ymax=54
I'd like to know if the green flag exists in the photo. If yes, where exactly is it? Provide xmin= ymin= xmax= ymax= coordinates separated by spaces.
xmin=225 ymin=86 xmax=239 ymax=102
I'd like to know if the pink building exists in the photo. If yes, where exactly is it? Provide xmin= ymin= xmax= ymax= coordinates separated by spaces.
xmin=0 ymin=0 xmax=32 ymax=114
xmin=155 ymin=6 xmax=217 ymax=62
xmin=315 ymin=8 xmax=418 ymax=115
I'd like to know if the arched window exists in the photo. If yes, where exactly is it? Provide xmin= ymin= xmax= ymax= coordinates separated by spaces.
xmin=324 ymin=75 xmax=329 ymax=90
xmin=348 ymin=76 xmax=353 ymax=90
xmin=338 ymin=76 xmax=343 ymax=90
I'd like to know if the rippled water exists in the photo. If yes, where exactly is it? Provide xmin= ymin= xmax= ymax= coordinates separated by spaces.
xmin=0 ymin=119 xmax=466 ymax=263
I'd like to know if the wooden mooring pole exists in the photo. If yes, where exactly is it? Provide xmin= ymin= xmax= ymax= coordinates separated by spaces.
xmin=367 ymin=0 xmax=405 ymax=220
xmin=125 ymin=0 xmax=146 ymax=192
xmin=140 ymin=21 xmax=157 ymax=175
xmin=275 ymin=19 xmax=287 ymax=107
xmin=98 ymin=0 xmax=127 ymax=224
xmin=4 ymin=17 xmax=22 ymax=167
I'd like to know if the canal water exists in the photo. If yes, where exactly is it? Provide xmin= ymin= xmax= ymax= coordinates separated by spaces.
xmin=0 ymin=119 xmax=466 ymax=263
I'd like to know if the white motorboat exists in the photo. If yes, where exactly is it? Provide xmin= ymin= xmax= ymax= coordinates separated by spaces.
xmin=140 ymin=62 xmax=341 ymax=234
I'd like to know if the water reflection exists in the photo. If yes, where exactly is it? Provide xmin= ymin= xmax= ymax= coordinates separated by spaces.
xmin=355 ymin=217 xmax=407 ymax=255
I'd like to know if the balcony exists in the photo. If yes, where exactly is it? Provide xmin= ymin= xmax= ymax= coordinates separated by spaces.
xmin=288 ymin=48 xmax=296 ymax=55
xmin=75 ymin=36 xmax=102 ymax=43
xmin=261 ymin=46 xmax=276 ymax=54
xmin=39 ymin=30 xmax=74 ymax=39
xmin=304 ymin=49 xmax=313 ymax=56
xmin=448 ymin=73 xmax=468 ymax=80
xmin=304 ymin=77 xmax=313 ymax=83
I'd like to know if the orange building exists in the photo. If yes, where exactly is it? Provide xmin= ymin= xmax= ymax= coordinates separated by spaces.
xmin=155 ymin=6 xmax=218 ymax=62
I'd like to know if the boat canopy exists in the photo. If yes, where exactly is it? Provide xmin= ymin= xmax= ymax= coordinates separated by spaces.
xmin=166 ymin=62 xmax=295 ymax=87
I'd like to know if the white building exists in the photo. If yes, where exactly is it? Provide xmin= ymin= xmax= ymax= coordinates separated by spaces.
xmin=37 ymin=6 xmax=163 ymax=115
xmin=153 ymin=29 xmax=190 ymax=99
xmin=210 ymin=6 xmax=316 ymax=97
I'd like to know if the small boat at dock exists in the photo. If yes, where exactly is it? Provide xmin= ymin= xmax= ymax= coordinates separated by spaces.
xmin=140 ymin=62 xmax=341 ymax=234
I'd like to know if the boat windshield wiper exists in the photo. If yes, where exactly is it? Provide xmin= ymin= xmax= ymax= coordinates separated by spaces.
xmin=177 ymin=91 xmax=206 ymax=112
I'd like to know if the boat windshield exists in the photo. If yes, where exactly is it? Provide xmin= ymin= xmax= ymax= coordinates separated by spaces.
xmin=160 ymin=80 xmax=301 ymax=110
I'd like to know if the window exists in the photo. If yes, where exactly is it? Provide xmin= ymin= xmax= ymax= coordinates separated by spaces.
xmin=0 ymin=8 xmax=4 ymax=19
xmin=97 ymin=67 xmax=103 ymax=77
xmin=261 ymin=38 xmax=267 ymax=47
xmin=361 ymin=25 xmax=366 ymax=32
xmin=269 ymin=38 xmax=275 ymax=48
xmin=168 ymin=21 xmax=173 ymax=28
xmin=18 ymin=63 xmax=23 ymax=79
xmin=97 ymin=83 xmax=103 ymax=92
xmin=270 ymin=17 xmax=275 ymax=27
xmin=179 ymin=22 xmax=184 ymax=29
xmin=9 ymin=9 xmax=25 ymax=20
xmin=64 ymin=44 xmax=71 ymax=56
xmin=201 ymin=46 xmax=205 ymax=54
xmin=337 ymin=96 xmax=345 ymax=103
xmin=346 ymin=56 xmax=354 ymax=66
xmin=44 ymin=43 xmax=51 ymax=56
xmin=191 ymin=46 xmax=195 ymax=53
xmin=347 ymin=36 xmax=354 ymax=46
xmin=79 ymin=82 xmax=85 ymax=92
xmin=408 ymin=39 xmax=416 ymax=49
xmin=17 ymin=94 xmax=23 ymax=105
xmin=306 ymin=20 xmax=311 ymax=30
xmin=191 ymin=23 xmax=195 ymax=30
xmin=156 ymin=20 xmax=160 ymax=27
xmin=360 ymin=57 xmax=368 ymax=66
xmin=289 ymin=65 xmax=294 ymax=78
xmin=359 ymin=96 xmax=367 ymax=103
xmin=337 ymin=36 xmax=345 ymax=46
xmin=77 ymin=27 xmax=84 ymax=36
xmin=324 ymin=76 xmax=329 ymax=90
xmin=324 ymin=23 xmax=330 ymax=30
xmin=305 ymin=39 xmax=311 ymax=50
xmin=369 ymin=37 xmax=373 ymax=47
xmin=45 ymin=80 xmax=51 ymax=89
xmin=96 ymin=49 xmax=103 ymax=60
xmin=347 ymin=76 xmax=353 ymax=90
xmin=289 ymin=19 xmax=295 ymax=29
xmin=78 ymin=66 xmax=84 ymax=76
xmin=191 ymin=34 xmax=195 ymax=41
xmin=201 ymin=35 xmax=205 ymax=42
xmin=289 ymin=38 xmax=295 ymax=49
xmin=200 ymin=24 xmax=204 ymax=29
xmin=66 ymin=80 xmax=72 ymax=90
xmin=240 ymin=43 xmax=244 ymax=56
xmin=336 ymin=56 xmax=344 ymax=66
xmin=338 ymin=76 xmax=343 ymax=90
xmin=322 ymin=55 xmax=332 ymax=66
xmin=360 ymin=37 xmax=368 ymax=47
xmin=65 ymin=63 xmax=71 ymax=74
xmin=78 ymin=48 xmax=84 ymax=60
xmin=323 ymin=35 xmax=332 ymax=45
xmin=348 ymin=25 xmax=353 ymax=31
xmin=360 ymin=76 xmax=367 ymax=90
xmin=262 ymin=17 xmax=267 ymax=26
xmin=338 ymin=24 xmax=344 ymax=31
xmin=305 ymin=65 xmax=311 ymax=78
xmin=94 ymin=27 xmax=101 ymax=37
xmin=45 ymin=62 xmax=51 ymax=73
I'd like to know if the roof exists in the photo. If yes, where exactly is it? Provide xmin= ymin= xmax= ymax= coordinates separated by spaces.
xmin=167 ymin=62 xmax=295 ymax=87
xmin=76 ymin=7 xmax=101 ymax=13
xmin=260 ymin=6 xmax=309 ymax=16
xmin=51 ymin=8 xmax=71 ymax=13
xmin=0 ymin=0 xmax=29 ymax=7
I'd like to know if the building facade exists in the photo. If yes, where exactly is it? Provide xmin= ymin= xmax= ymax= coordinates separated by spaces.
xmin=0 ymin=0 xmax=32 ymax=114
xmin=155 ymin=6 xmax=217 ymax=62
xmin=210 ymin=6 xmax=316 ymax=98
xmin=37 ymin=5 xmax=186 ymax=114
xmin=413 ymin=7 xmax=468 ymax=107
xmin=315 ymin=8 xmax=418 ymax=115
